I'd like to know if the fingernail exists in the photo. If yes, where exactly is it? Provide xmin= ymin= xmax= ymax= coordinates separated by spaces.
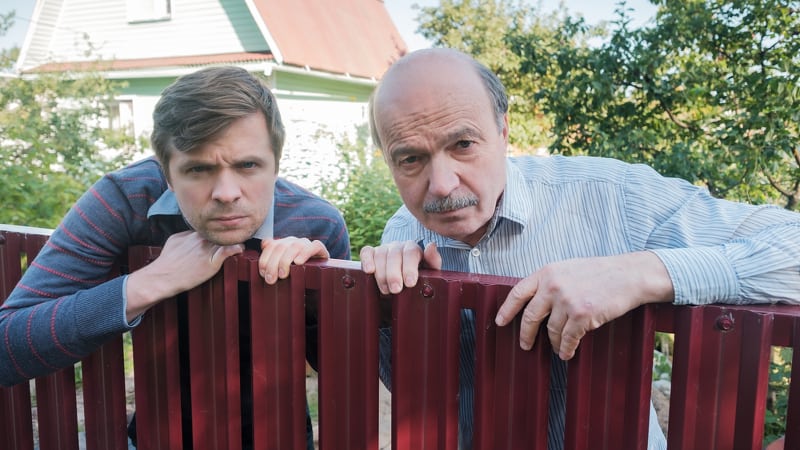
xmin=520 ymin=341 xmax=531 ymax=351
xmin=389 ymin=282 xmax=401 ymax=293
xmin=405 ymin=275 xmax=415 ymax=286
xmin=495 ymin=313 xmax=504 ymax=325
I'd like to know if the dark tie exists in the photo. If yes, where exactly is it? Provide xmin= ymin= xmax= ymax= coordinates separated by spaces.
xmin=244 ymin=238 xmax=262 ymax=251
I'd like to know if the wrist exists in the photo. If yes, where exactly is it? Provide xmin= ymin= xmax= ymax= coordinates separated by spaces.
xmin=124 ymin=267 xmax=179 ymax=321
xmin=635 ymin=251 xmax=675 ymax=304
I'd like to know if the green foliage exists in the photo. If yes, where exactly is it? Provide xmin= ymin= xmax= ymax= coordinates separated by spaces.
xmin=652 ymin=332 xmax=674 ymax=381
xmin=539 ymin=0 xmax=800 ymax=208
xmin=0 ymin=70 xmax=137 ymax=227
xmin=764 ymin=347 xmax=793 ymax=444
xmin=319 ymin=125 xmax=403 ymax=258
xmin=0 ymin=11 xmax=17 ymax=68
xmin=417 ymin=0 xmax=590 ymax=151
xmin=0 ymin=53 xmax=137 ymax=227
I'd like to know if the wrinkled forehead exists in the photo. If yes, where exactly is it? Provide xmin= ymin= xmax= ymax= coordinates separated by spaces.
xmin=375 ymin=53 xmax=488 ymax=124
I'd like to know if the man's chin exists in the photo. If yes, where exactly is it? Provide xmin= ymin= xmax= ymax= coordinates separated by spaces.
xmin=201 ymin=230 xmax=253 ymax=246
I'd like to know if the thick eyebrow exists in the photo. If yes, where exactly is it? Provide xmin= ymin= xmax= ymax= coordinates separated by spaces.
xmin=388 ymin=146 xmax=418 ymax=163
xmin=444 ymin=126 xmax=483 ymax=143
xmin=387 ymin=125 xmax=484 ymax=162
xmin=174 ymin=153 xmax=270 ymax=172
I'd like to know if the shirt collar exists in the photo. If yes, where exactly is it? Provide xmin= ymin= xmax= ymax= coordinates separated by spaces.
xmin=147 ymin=190 xmax=274 ymax=240
xmin=495 ymin=157 xmax=532 ymax=228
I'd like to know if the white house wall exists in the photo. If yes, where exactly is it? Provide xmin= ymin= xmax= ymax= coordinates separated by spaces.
xmin=277 ymin=98 xmax=369 ymax=193
xmin=23 ymin=0 xmax=268 ymax=70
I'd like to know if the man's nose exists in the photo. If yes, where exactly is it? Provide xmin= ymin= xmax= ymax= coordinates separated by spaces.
xmin=211 ymin=170 xmax=242 ymax=203
xmin=427 ymin=158 xmax=459 ymax=197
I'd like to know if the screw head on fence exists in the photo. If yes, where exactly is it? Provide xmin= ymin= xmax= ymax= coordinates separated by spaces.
xmin=342 ymin=275 xmax=355 ymax=289
xmin=715 ymin=312 xmax=735 ymax=332
xmin=421 ymin=283 xmax=434 ymax=298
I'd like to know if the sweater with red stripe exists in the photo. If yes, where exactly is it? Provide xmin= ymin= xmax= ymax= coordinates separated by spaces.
xmin=0 ymin=157 xmax=350 ymax=386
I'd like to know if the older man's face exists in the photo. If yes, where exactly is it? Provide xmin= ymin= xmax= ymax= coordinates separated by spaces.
xmin=374 ymin=54 xmax=508 ymax=247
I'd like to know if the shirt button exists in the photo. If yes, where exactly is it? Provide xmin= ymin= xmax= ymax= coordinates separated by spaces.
xmin=470 ymin=248 xmax=481 ymax=257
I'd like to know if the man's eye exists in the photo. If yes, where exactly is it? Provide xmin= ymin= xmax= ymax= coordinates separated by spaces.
xmin=187 ymin=166 xmax=210 ymax=174
xmin=456 ymin=140 xmax=474 ymax=149
xmin=240 ymin=161 xmax=257 ymax=169
xmin=398 ymin=155 xmax=419 ymax=166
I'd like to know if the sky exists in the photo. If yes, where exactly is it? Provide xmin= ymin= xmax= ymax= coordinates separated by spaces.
xmin=0 ymin=0 xmax=658 ymax=52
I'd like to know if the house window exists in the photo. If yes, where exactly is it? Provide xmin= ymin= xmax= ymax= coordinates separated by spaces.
xmin=108 ymin=100 xmax=134 ymax=135
xmin=127 ymin=0 xmax=171 ymax=23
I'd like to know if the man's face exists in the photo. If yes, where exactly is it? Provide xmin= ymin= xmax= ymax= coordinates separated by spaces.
xmin=167 ymin=111 xmax=276 ymax=245
xmin=374 ymin=53 xmax=508 ymax=246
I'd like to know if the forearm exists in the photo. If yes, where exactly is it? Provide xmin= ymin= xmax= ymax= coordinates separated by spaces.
xmin=0 ymin=277 xmax=133 ymax=386
xmin=652 ymin=223 xmax=800 ymax=305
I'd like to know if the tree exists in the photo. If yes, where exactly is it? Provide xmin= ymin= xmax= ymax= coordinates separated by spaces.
xmin=416 ymin=0 xmax=598 ymax=151
xmin=0 ymin=13 xmax=137 ymax=227
xmin=416 ymin=0 xmax=800 ymax=209
xmin=541 ymin=0 xmax=800 ymax=207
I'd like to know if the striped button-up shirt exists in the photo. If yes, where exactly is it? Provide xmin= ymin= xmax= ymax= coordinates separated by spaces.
xmin=379 ymin=155 xmax=800 ymax=450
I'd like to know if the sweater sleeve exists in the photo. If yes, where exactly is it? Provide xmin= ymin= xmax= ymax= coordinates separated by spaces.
xmin=273 ymin=179 xmax=351 ymax=260
xmin=0 ymin=160 xmax=165 ymax=386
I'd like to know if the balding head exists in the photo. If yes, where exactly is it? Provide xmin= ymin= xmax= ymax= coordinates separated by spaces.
xmin=369 ymin=48 xmax=508 ymax=151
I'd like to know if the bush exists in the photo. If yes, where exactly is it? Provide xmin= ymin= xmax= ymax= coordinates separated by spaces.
xmin=319 ymin=125 xmax=402 ymax=258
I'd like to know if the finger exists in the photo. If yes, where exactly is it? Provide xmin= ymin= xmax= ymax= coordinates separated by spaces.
xmin=292 ymin=240 xmax=329 ymax=264
xmin=259 ymin=239 xmax=284 ymax=283
xmin=280 ymin=240 xmax=329 ymax=280
xmin=359 ymin=246 xmax=376 ymax=273
xmin=519 ymin=294 xmax=551 ymax=350
xmin=421 ymin=242 xmax=442 ymax=270
xmin=370 ymin=245 xmax=392 ymax=295
xmin=385 ymin=243 xmax=407 ymax=294
xmin=401 ymin=241 xmax=423 ymax=288
xmin=275 ymin=240 xmax=305 ymax=280
xmin=495 ymin=275 xmax=540 ymax=326
xmin=557 ymin=319 xmax=587 ymax=360
xmin=545 ymin=310 xmax=567 ymax=355
xmin=210 ymin=244 xmax=242 ymax=268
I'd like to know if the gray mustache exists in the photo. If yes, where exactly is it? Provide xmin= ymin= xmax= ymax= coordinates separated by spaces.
xmin=423 ymin=195 xmax=479 ymax=213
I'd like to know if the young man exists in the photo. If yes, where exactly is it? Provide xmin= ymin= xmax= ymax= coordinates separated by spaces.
xmin=360 ymin=48 xmax=800 ymax=450
xmin=0 ymin=66 xmax=348 ymax=448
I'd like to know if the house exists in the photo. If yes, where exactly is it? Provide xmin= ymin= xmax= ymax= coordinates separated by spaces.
xmin=15 ymin=0 xmax=407 ymax=190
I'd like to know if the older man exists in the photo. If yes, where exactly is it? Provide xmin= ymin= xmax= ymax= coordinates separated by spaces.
xmin=361 ymin=48 xmax=800 ymax=450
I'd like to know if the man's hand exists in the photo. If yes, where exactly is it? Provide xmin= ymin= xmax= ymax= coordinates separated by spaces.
xmin=258 ymin=237 xmax=329 ymax=284
xmin=126 ymin=231 xmax=244 ymax=321
xmin=494 ymin=251 xmax=674 ymax=360
xmin=360 ymin=241 xmax=442 ymax=295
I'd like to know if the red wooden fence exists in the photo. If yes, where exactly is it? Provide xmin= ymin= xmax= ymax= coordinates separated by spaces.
xmin=1 ymin=225 xmax=799 ymax=450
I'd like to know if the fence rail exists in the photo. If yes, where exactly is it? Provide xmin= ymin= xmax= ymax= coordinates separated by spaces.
xmin=1 ymin=225 xmax=798 ymax=449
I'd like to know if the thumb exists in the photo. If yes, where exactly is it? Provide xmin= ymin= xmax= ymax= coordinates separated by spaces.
xmin=422 ymin=242 xmax=442 ymax=270
xmin=213 ymin=244 xmax=243 ymax=267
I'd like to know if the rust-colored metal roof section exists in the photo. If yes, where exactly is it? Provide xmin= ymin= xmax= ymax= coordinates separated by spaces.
xmin=27 ymin=52 xmax=275 ymax=74
xmin=253 ymin=0 xmax=407 ymax=79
